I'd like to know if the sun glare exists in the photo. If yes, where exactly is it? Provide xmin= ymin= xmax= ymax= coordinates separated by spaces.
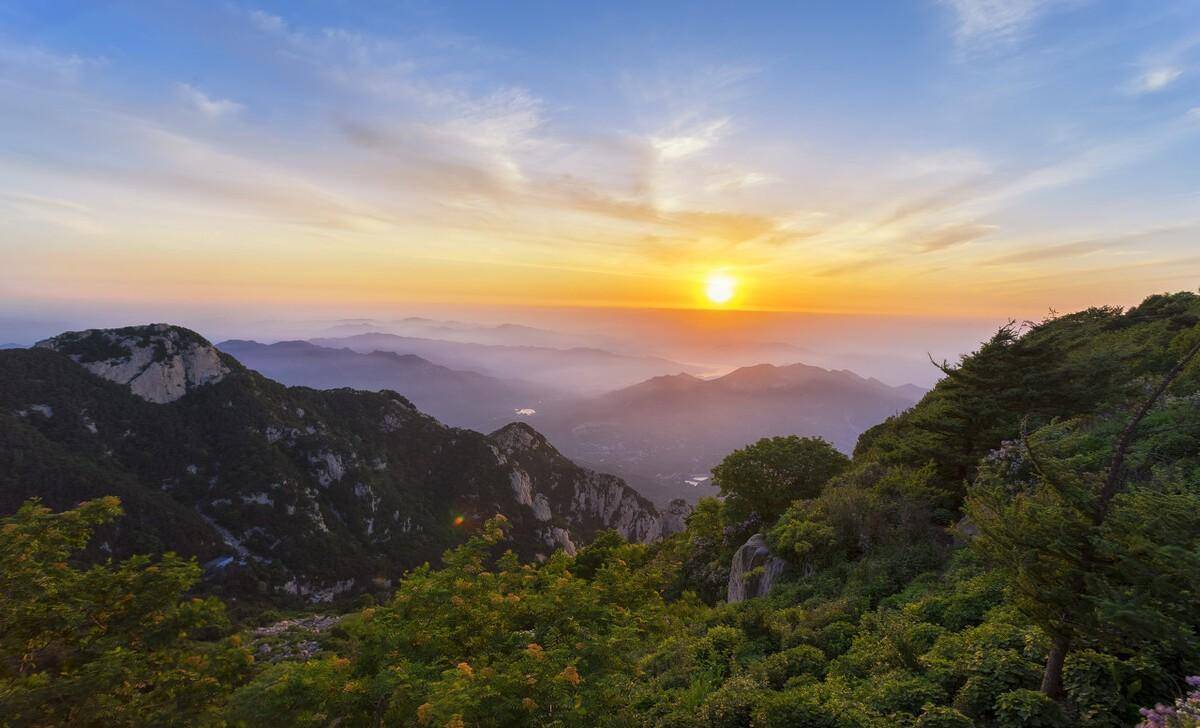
xmin=705 ymin=272 xmax=736 ymax=305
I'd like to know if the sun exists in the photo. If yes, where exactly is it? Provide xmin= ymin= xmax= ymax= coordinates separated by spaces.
xmin=705 ymin=272 xmax=736 ymax=305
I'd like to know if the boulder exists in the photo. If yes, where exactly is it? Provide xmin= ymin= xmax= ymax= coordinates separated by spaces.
xmin=727 ymin=533 xmax=788 ymax=603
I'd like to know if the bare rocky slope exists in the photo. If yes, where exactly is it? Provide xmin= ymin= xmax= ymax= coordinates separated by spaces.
xmin=1 ymin=325 xmax=685 ymax=603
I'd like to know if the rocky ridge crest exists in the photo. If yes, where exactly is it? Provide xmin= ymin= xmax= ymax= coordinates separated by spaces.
xmin=37 ymin=324 xmax=229 ymax=404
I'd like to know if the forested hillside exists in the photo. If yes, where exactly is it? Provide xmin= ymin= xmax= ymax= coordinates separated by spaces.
xmin=3 ymin=292 xmax=1199 ymax=727
xmin=0 ymin=325 xmax=679 ymax=606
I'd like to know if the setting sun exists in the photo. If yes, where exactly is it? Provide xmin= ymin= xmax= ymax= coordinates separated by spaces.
xmin=705 ymin=273 xmax=736 ymax=305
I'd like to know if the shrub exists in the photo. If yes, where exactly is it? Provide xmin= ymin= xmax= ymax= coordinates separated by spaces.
xmin=915 ymin=705 xmax=975 ymax=727
xmin=750 ymin=645 xmax=827 ymax=688
xmin=863 ymin=672 xmax=948 ymax=716
xmin=753 ymin=681 xmax=885 ymax=728
xmin=1063 ymin=650 xmax=1135 ymax=727
xmin=698 ymin=675 xmax=764 ymax=728
xmin=815 ymin=621 xmax=857 ymax=658
xmin=702 ymin=625 xmax=749 ymax=666
xmin=994 ymin=689 xmax=1068 ymax=728
xmin=753 ymin=686 xmax=835 ymax=728
xmin=0 ymin=498 xmax=252 ymax=726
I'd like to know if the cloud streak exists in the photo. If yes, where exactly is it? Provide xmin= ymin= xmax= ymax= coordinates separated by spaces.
xmin=1130 ymin=66 xmax=1183 ymax=94
xmin=939 ymin=0 xmax=1068 ymax=50
xmin=177 ymin=84 xmax=243 ymax=118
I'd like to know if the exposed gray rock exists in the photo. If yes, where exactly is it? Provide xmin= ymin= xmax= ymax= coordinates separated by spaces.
xmin=727 ymin=533 xmax=788 ymax=603
xmin=662 ymin=498 xmax=692 ymax=534
xmin=953 ymin=515 xmax=979 ymax=546
xmin=570 ymin=472 xmax=666 ymax=543
xmin=16 ymin=403 xmax=54 ymax=417
xmin=543 ymin=526 xmax=577 ymax=556
xmin=490 ymin=422 xmax=686 ymax=546
xmin=36 ymin=324 xmax=229 ymax=404
xmin=490 ymin=421 xmax=545 ymax=452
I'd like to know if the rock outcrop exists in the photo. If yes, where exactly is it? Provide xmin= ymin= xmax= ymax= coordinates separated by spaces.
xmin=727 ymin=533 xmax=788 ymax=603
xmin=37 ymin=324 xmax=229 ymax=404
xmin=662 ymin=498 xmax=692 ymax=534
xmin=489 ymin=422 xmax=684 ymax=548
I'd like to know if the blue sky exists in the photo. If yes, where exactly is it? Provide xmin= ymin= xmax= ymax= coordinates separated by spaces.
xmin=1 ymin=1 xmax=1198 ymax=318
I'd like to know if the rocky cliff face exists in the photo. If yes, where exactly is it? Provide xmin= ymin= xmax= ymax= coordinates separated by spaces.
xmin=727 ymin=533 xmax=788 ymax=603
xmin=3 ymin=325 xmax=677 ymax=602
xmin=37 ymin=325 xmax=229 ymax=404
xmin=489 ymin=422 xmax=685 ymax=555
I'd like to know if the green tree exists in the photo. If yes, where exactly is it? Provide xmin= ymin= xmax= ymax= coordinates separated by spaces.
xmin=712 ymin=436 xmax=850 ymax=527
xmin=0 ymin=497 xmax=252 ymax=727
xmin=966 ymin=329 xmax=1200 ymax=699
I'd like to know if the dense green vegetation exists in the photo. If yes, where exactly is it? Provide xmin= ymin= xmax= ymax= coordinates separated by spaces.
xmin=0 ymin=498 xmax=252 ymax=726
xmin=3 ymin=292 xmax=1200 ymax=726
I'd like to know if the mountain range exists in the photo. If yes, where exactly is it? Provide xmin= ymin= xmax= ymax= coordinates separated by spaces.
xmin=534 ymin=362 xmax=924 ymax=504
xmin=217 ymin=339 xmax=541 ymax=432
xmin=311 ymin=332 xmax=699 ymax=395
xmin=314 ymin=317 xmax=609 ymax=350
xmin=215 ymin=336 xmax=923 ymax=506
xmin=0 ymin=325 xmax=685 ymax=604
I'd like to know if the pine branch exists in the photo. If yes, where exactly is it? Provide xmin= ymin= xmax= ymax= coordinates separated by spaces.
xmin=1095 ymin=336 xmax=1200 ymax=522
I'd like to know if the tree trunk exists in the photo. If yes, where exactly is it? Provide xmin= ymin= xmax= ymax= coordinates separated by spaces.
xmin=1041 ymin=633 xmax=1070 ymax=699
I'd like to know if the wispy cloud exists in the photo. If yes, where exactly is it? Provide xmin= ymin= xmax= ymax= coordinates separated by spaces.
xmin=813 ymin=256 xmax=893 ymax=278
xmin=247 ymin=9 xmax=286 ymax=34
xmin=652 ymin=118 xmax=729 ymax=160
xmin=705 ymin=170 xmax=773 ymax=192
xmin=176 ymin=83 xmax=243 ymax=119
xmin=984 ymin=225 xmax=1196 ymax=266
xmin=916 ymin=222 xmax=995 ymax=252
xmin=0 ymin=42 xmax=104 ymax=82
xmin=1129 ymin=66 xmax=1182 ymax=94
xmin=985 ymin=238 xmax=1110 ymax=265
xmin=938 ymin=0 xmax=1068 ymax=50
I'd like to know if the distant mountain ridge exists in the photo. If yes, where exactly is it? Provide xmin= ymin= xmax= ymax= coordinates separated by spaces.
xmin=311 ymin=331 xmax=700 ymax=394
xmin=2 ymin=325 xmax=684 ymax=602
xmin=537 ymin=362 xmax=924 ymax=504
xmin=315 ymin=317 xmax=603 ymax=350
xmin=217 ymin=339 xmax=540 ymax=431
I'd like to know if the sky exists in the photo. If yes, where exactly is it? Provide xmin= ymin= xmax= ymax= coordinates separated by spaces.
xmin=1 ymin=0 xmax=1199 ymax=327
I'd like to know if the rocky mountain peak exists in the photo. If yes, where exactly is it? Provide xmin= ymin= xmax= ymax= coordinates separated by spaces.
xmin=489 ymin=421 xmax=551 ymax=453
xmin=36 ymin=324 xmax=230 ymax=404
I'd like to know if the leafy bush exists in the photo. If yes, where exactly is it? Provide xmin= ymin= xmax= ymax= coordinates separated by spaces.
xmin=1063 ymin=650 xmax=1138 ymax=727
xmin=753 ymin=685 xmax=837 ymax=728
xmin=994 ymin=688 xmax=1068 ymax=728
xmin=814 ymin=621 xmax=858 ymax=658
xmin=915 ymin=705 xmax=974 ymax=727
xmin=697 ymin=675 xmax=764 ymax=728
xmin=862 ymin=671 xmax=947 ymax=716
xmin=750 ymin=645 xmax=827 ymax=688
xmin=0 ymin=498 xmax=252 ymax=726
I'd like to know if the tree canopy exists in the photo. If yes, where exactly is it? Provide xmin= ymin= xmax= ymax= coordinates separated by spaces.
xmin=713 ymin=435 xmax=850 ymax=528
